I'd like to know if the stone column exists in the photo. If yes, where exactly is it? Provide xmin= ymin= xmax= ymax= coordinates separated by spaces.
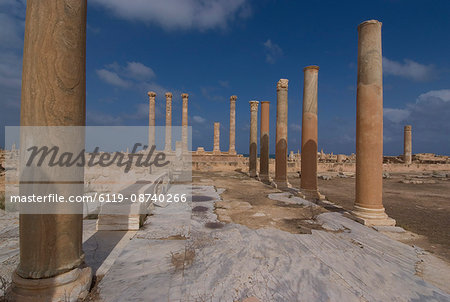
xmin=259 ymin=101 xmax=270 ymax=182
xmin=181 ymin=93 xmax=189 ymax=151
xmin=165 ymin=92 xmax=173 ymax=152
xmin=404 ymin=125 xmax=412 ymax=165
xmin=213 ymin=122 xmax=220 ymax=154
xmin=274 ymin=79 xmax=290 ymax=188
xmin=353 ymin=20 xmax=395 ymax=226
xmin=249 ymin=101 xmax=259 ymax=177
xmin=229 ymin=95 xmax=237 ymax=155
xmin=10 ymin=1 xmax=92 ymax=301
xmin=300 ymin=66 xmax=321 ymax=199
xmin=148 ymin=91 xmax=156 ymax=148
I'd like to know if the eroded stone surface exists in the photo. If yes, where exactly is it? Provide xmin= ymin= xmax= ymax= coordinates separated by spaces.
xmin=94 ymin=174 xmax=450 ymax=301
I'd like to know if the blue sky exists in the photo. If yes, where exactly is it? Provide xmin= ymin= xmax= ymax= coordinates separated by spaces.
xmin=1 ymin=0 xmax=449 ymax=155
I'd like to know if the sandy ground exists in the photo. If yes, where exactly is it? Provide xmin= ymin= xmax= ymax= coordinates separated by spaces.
xmin=289 ymin=172 xmax=450 ymax=262
xmin=201 ymin=171 xmax=326 ymax=234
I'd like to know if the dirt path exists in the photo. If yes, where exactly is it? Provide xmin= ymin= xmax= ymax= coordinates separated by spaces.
xmin=193 ymin=171 xmax=326 ymax=234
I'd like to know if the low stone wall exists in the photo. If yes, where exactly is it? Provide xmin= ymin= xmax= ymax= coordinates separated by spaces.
xmin=191 ymin=156 xmax=450 ymax=173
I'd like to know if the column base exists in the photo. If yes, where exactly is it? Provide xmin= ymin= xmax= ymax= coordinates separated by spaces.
xmin=228 ymin=150 xmax=237 ymax=155
xmin=9 ymin=266 xmax=92 ymax=302
xmin=272 ymin=179 xmax=291 ymax=190
xmin=298 ymin=188 xmax=324 ymax=201
xmin=351 ymin=205 xmax=396 ymax=226
xmin=212 ymin=150 xmax=221 ymax=155
xmin=249 ymin=171 xmax=258 ymax=178
xmin=258 ymin=174 xmax=271 ymax=184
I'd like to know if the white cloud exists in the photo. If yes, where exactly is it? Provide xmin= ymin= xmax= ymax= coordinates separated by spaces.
xmin=417 ymin=89 xmax=450 ymax=103
xmin=87 ymin=102 xmax=156 ymax=125
xmin=383 ymin=108 xmax=410 ymax=123
xmin=125 ymin=103 xmax=149 ymax=120
xmin=96 ymin=69 xmax=131 ymax=88
xmin=384 ymin=89 xmax=450 ymax=154
xmin=383 ymin=57 xmax=435 ymax=82
xmin=126 ymin=62 xmax=155 ymax=80
xmin=264 ymin=39 xmax=283 ymax=64
xmin=193 ymin=115 xmax=206 ymax=123
xmin=89 ymin=0 xmax=251 ymax=31
xmin=96 ymin=61 xmax=156 ymax=88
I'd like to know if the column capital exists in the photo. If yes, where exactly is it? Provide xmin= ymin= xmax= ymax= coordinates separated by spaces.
xmin=165 ymin=92 xmax=173 ymax=99
xmin=260 ymin=101 xmax=270 ymax=104
xmin=358 ymin=19 xmax=382 ymax=31
xmin=249 ymin=100 xmax=259 ymax=111
xmin=230 ymin=95 xmax=237 ymax=102
xmin=181 ymin=93 xmax=189 ymax=100
xmin=303 ymin=65 xmax=320 ymax=72
xmin=147 ymin=91 xmax=156 ymax=98
xmin=277 ymin=79 xmax=289 ymax=91
xmin=404 ymin=125 xmax=412 ymax=131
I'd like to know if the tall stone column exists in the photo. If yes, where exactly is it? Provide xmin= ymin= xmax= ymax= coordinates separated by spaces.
xmin=11 ymin=1 xmax=92 ymax=301
xmin=274 ymin=79 xmax=290 ymax=188
xmin=165 ymin=92 xmax=173 ymax=152
xmin=300 ymin=66 xmax=321 ymax=199
xmin=229 ymin=95 xmax=237 ymax=155
xmin=249 ymin=101 xmax=259 ymax=177
xmin=259 ymin=101 xmax=270 ymax=182
xmin=213 ymin=122 xmax=220 ymax=154
xmin=404 ymin=125 xmax=412 ymax=165
xmin=353 ymin=20 xmax=395 ymax=226
xmin=181 ymin=93 xmax=189 ymax=151
xmin=148 ymin=91 xmax=156 ymax=148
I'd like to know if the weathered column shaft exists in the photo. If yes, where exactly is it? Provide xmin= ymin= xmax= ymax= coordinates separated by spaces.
xmin=12 ymin=0 xmax=91 ymax=300
xmin=259 ymin=101 xmax=270 ymax=181
xmin=354 ymin=20 xmax=395 ymax=226
xmin=181 ymin=93 xmax=189 ymax=151
xmin=300 ymin=66 xmax=320 ymax=197
xmin=148 ymin=91 xmax=156 ymax=147
xmin=249 ymin=101 xmax=259 ymax=177
xmin=229 ymin=95 xmax=237 ymax=155
xmin=213 ymin=122 xmax=220 ymax=153
xmin=165 ymin=92 xmax=172 ymax=151
xmin=275 ymin=79 xmax=289 ymax=188
xmin=404 ymin=125 xmax=412 ymax=164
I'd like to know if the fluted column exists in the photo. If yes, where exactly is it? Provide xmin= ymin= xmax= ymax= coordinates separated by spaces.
xmin=181 ymin=93 xmax=189 ymax=151
xmin=404 ymin=125 xmax=412 ymax=165
xmin=249 ymin=101 xmax=259 ymax=177
xmin=353 ymin=20 xmax=395 ymax=226
xmin=148 ymin=91 xmax=156 ymax=148
xmin=259 ymin=101 xmax=270 ymax=182
xmin=11 ymin=1 xmax=92 ymax=301
xmin=165 ymin=92 xmax=172 ymax=152
xmin=300 ymin=66 xmax=320 ymax=199
xmin=213 ymin=122 xmax=220 ymax=154
xmin=229 ymin=95 xmax=237 ymax=155
xmin=274 ymin=79 xmax=290 ymax=188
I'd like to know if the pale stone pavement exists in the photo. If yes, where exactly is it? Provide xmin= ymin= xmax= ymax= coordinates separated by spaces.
xmin=1 ymin=182 xmax=450 ymax=301
xmin=93 ymin=184 xmax=450 ymax=301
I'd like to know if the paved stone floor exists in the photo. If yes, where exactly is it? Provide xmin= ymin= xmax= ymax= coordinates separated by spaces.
xmin=1 ymin=171 xmax=450 ymax=301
